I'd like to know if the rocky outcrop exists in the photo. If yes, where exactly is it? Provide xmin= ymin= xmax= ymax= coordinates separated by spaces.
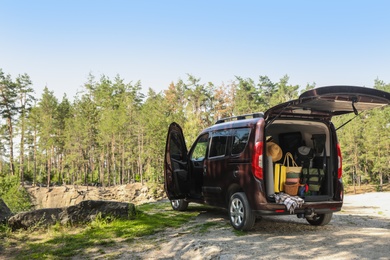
xmin=0 ymin=199 xmax=12 ymax=223
xmin=26 ymin=183 xmax=165 ymax=209
xmin=8 ymin=200 xmax=136 ymax=230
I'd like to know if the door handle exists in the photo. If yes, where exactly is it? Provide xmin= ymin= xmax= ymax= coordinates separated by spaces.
xmin=233 ymin=167 xmax=240 ymax=177
xmin=203 ymin=165 xmax=207 ymax=176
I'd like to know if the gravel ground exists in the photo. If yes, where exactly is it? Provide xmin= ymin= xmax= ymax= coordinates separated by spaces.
xmin=104 ymin=192 xmax=390 ymax=260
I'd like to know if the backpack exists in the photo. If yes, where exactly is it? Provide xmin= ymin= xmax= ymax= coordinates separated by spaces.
xmin=303 ymin=168 xmax=324 ymax=192
xmin=297 ymin=146 xmax=314 ymax=168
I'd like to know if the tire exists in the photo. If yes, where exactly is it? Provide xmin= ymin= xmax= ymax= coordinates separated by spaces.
xmin=306 ymin=213 xmax=333 ymax=226
xmin=229 ymin=192 xmax=256 ymax=231
xmin=170 ymin=199 xmax=189 ymax=211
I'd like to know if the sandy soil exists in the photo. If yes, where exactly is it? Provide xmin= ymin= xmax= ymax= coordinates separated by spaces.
xmin=96 ymin=192 xmax=390 ymax=260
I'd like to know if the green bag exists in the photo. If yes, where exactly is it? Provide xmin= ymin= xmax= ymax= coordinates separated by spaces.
xmin=304 ymin=168 xmax=324 ymax=192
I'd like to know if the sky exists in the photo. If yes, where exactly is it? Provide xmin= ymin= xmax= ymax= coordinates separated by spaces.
xmin=1 ymin=0 xmax=390 ymax=100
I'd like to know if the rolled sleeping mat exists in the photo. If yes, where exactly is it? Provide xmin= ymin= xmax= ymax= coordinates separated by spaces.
xmin=266 ymin=156 xmax=274 ymax=196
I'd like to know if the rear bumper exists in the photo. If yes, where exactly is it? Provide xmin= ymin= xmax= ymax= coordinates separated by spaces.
xmin=253 ymin=200 xmax=343 ymax=216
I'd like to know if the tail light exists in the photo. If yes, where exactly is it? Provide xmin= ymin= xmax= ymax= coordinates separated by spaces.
xmin=252 ymin=120 xmax=264 ymax=180
xmin=252 ymin=141 xmax=264 ymax=179
xmin=337 ymin=143 xmax=342 ymax=179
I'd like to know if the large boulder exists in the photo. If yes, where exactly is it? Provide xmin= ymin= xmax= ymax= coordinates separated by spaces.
xmin=0 ymin=199 xmax=12 ymax=224
xmin=8 ymin=200 xmax=136 ymax=231
xmin=59 ymin=200 xmax=136 ymax=225
xmin=8 ymin=208 xmax=63 ymax=230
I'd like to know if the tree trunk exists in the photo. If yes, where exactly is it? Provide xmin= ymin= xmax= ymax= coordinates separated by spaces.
xmin=121 ymin=140 xmax=125 ymax=185
xmin=47 ymin=153 xmax=51 ymax=188
xmin=111 ymin=135 xmax=116 ymax=186
xmin=19 ymin=111 xmax=26 ymax=186
xmin=138 ymin=129 xmax=144 ymax=184
xmin=33 ymin=125 xmax=37 ymax=186
xmin=7 ymin=117 xmax=15 ymax=176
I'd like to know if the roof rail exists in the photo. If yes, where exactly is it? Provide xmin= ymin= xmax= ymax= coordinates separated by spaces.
xmin=215 ymin=112 xmax=264 ymax=124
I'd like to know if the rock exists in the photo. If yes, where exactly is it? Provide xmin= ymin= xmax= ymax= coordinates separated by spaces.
xmin=8 ymin=200 xmax=136 ymax=231
xmin=8 ymin=208 xmax=63 ymax=230
xmin=26 ymin=183 xmax=165 ymax=209
xmin=0 ymin=199 xmax=13 ymax=223
xmin=59 ymin=200 xmax=136 ymax=225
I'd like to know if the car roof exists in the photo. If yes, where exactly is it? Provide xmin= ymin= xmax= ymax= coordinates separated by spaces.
xmin=202 ymin=116 xmax=263 ymax=133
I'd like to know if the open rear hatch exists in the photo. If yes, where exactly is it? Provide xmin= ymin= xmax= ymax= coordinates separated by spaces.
xmin=265 ymin=85 xmax=390 ymax=120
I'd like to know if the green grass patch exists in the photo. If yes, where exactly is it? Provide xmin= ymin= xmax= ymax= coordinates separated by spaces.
xmin=1 ymin=202 xmax=201 ymax=259
xmin=232 ymin=229 xmax=247 ymax=236
xmin=196 ymin=221 xmax=221 ymax=234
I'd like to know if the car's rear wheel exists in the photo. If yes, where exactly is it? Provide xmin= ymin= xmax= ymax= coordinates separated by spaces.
xmin=306 ymin=213 xmax=333 ymax=226
xmin=170 ymin=199 xmax=189 ymax=211
xmin=229 ymin=192 xmax=255 ymax=231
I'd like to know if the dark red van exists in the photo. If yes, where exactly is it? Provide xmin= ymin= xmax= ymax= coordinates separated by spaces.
xmin=164 ymin=86 xmax=390 ymax=230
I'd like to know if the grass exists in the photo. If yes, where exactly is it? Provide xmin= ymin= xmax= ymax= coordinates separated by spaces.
xmin=196 ymin=221 xmax=221 ymax=234
xmin=0 ymin=202 xmax=202 ymax=259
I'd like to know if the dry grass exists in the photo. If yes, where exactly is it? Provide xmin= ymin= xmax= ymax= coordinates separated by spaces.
xmin=344 ymin=183 xmax=390 ymax=194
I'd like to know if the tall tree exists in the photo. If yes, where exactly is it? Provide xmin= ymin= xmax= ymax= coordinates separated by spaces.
xmin=213 ymin=83 xmax=234 ymax=121
xmin=257 ymin=75 xmax=277 ymax=111
xmin=0 ymin=69 xmax=19 ymax=176
xmin=269 ymin=75 xmax=299 ymax=106
xmin=16 ymin=73 xmax=34 ymax=185
xmin=55 ymin=95 xmax=72 ymax=184
xmin=233 ymin=76 xmax=260 ymax=115
xmin=37 ymin=87 xmax=58 ymax=187
xmin=26 ymin=105 xmax=40 ymax=185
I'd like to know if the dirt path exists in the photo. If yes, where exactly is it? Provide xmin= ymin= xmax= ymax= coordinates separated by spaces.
xmin=98 ymin=192 xmax=390 ymax=260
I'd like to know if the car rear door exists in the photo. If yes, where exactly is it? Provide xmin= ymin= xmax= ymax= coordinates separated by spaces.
xmin=164 ymin=122 xmax=190 ymax=200
xmin=265 ymin=86 xmax=390 ymax=119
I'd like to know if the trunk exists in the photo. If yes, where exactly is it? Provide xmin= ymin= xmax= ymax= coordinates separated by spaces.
xmin=33 ymin=125 xmax=37 ymax=186
xmin=111 ymin=136 xmax=116 ymax=186
xmin=266 ymin=120 xmax=336 ymax=201
xmin=84 ymin=162 xmax=88 ymax=185
xmin=121 ymin=140 xmax=125 ymax=185
xmin=378 ymin=147 xmax=383 ymax=189
xmin=138 ymin=129 xmax=144 ymax=184
xmin=107 ymin=144 xmax=111 ymax=186
xmin=19 ymin=112 xmax=26 ymax=186
xmin=47 ymin=152 xmax=51 ymax=188
xmin=7 ymin=117 xmax=15 ymax=176
xmin=90 ymin=148 xmax=95 ymax=183
xmin=99 ymin=150 xmax=105 ymax=187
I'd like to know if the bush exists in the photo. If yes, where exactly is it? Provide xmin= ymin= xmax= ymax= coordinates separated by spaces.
xmin=0 ymin=175 xmax=32 ymax=213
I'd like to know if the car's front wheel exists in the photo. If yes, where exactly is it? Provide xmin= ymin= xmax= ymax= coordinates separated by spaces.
xmin=306 ymin=213 xmax=333 ymax=226
xmin=229 ymin=192 xmax=256 ymax=231
xmin=170 ymin=199 xmax=189 ymax=211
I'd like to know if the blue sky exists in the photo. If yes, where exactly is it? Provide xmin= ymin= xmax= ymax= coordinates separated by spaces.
xmin=1 ymin=0 xmax=390 ymax=99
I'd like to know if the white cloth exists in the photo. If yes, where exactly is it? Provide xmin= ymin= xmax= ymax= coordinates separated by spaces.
xmin=275 ymin=192 xmax=304 ymax=214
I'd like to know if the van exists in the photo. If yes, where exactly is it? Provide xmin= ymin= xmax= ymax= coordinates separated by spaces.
xmin=164 ymin=86 xmax=390 ymax=230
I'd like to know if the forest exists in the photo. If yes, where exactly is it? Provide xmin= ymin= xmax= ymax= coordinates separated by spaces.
xmin=1 ymin=68 xmax=389 ymax=191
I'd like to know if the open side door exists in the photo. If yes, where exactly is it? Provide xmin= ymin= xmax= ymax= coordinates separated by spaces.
xmin=164 ymin=122 xmax=190 ymax=200
xmin=265 ymin=86 xmax=390 ymax=119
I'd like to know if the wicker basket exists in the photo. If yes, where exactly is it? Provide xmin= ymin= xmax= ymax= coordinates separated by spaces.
xmin=284 ymin=182 xmax=299 ymax=196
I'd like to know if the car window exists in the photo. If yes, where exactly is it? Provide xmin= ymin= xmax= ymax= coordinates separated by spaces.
xmin=190 ymin=134 xmax=208 ymax=161
xmin=209 ymin=130 xmax=229 ymax=158
xmin=231 ymin=128 xmax=250 ymax=155
xmin=170 ymin=131 xmax=185 ymax=160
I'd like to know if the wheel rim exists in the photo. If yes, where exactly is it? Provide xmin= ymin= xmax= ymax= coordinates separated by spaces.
xmin=171 ymin=200 xmax=180 ymax=208
xmin=230 ymin=197 xmax=244 ymax=227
